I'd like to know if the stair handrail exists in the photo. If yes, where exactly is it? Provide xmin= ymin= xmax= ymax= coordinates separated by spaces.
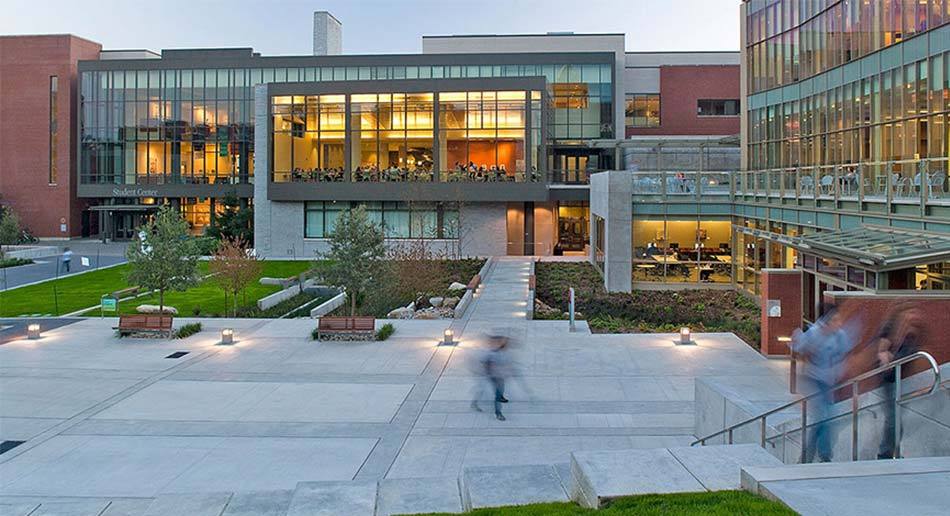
xmin=691 ymin=351 xmax=942 ymax=462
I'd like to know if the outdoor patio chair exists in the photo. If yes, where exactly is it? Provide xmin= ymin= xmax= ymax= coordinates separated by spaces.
xmin=819 ymin=174 xmax=834 ymax=195
xmin=929 ymin=173 xmax=946 ymax=198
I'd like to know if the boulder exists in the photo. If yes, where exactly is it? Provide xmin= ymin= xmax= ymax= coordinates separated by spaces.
xmin=414 ymin=296 xmax=431 ymax=309
xmin=443 ymin=296 xmax=460 ymax=309
xmin=448 ymin=281 xmax=467 ymax=291
xmin=429 ymin=296 xmax=444 ymax=308
xmin=136 ymin=304 xmax=178 ymax=315
xmin=387 ymin=307 xmax=414 ymax=319
xmin=414 ymin=310 xmax=439 ymax=320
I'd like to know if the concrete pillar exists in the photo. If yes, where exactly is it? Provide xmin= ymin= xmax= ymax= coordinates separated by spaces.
xmin=760 ymin=268 xmax=803 ymax=356
xmin=589 ymin=170 xmax=632 ymax=292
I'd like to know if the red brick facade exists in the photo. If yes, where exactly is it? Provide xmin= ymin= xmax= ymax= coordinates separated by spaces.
xmin=0 ymin=35 xmax=101 ymax=238
xmin=626 ymin=65 xmax=740 ymax=137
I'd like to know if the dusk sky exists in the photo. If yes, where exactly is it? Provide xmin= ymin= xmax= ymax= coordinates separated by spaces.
xmin=0 ymin=0 xmax=741 ymax=55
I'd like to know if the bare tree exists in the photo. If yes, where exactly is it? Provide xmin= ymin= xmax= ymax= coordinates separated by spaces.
xmin=209 ymin=237 xmax=262 ymax=316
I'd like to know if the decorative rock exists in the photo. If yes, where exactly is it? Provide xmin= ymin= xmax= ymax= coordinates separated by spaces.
xmin=387 ymin=307 xmax=414 ymax=319
xmin=136 ymin=304 xmax=178 ymax=315
xmin=448 ymin=282 xmax=467 ymax=291
xmin=414 ymin=310 xmax=439 ymax=320
xmin=443 ymin=296 xmax=460 ymax=309
xmin=429 ymin=296 xmax=444 ymax=308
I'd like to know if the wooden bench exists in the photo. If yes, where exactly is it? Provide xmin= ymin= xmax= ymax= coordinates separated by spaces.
xmin=114 ymin=314 xmax=173 ymax=337
xmin=316 ymin=316 xmax=375 ymax=340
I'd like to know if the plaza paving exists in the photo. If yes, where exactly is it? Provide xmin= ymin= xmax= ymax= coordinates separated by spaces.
xmin=0 ymin=257 xmax=789 ymax=509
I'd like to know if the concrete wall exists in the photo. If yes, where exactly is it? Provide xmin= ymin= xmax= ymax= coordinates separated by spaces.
xmin=589 ymin=171 xmax=632 ymax=292
xmin=460 ymin=202 xmax=507 ymax=257
xmin=0 ymin=34 xmax=101 ymax=238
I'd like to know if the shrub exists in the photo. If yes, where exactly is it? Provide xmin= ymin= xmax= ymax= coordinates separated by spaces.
xmin=193 ymin=236 xmax=220 ymax=256
xmin=176 ymin=322 xmax=202 ymax=339
xmin=0 ymin=257 xmax=33 ymax=269
xmin=311 ymin=326 xmax=320 ymax=341
xmin=376 ymin=323 xmax=395 ymax=341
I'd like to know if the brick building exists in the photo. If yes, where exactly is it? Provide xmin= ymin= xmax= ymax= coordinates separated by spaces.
xmin=0 ymin=34 xmax=101 ymax=238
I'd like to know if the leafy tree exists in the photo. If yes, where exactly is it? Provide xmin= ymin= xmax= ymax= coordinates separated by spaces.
xmin=206 ymin=193 xmax=253 ymax=245
xmin=125 ymin=206 xmax=202 ymax=314
xmin=209 ymin=237 xmax=262 ymax=316
xmin=320 ymin=205 xmax=385 ymax=316
xmin=0 ymin=207 xmax=23 ymax=253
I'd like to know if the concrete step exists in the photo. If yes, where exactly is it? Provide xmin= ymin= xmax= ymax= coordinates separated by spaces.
xmin=376 ymin=477 xmax=462 ymax=516
xmin=571 ymin=444 xmax=782 ymax=509
xmin=742 ymin=457 xmax=950 ymax=516
xmin=141 ymin=493 xmax=232 ymax=516
xmin=285 ymin=480 xmax=376 ymax=516
xmin=459 ymin=464 xmax=569 ymax=511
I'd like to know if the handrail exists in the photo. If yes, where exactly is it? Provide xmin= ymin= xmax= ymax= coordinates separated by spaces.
xmin=691 ymin=351 xmax=942 ymax=463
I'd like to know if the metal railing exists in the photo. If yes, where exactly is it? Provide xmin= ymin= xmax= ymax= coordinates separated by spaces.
xmin=692 ymin=351 xmax=942 ymax=463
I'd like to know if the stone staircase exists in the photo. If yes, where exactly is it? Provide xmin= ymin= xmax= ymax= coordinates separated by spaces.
xmin=0 ymin=444 xmax=783 ymax=515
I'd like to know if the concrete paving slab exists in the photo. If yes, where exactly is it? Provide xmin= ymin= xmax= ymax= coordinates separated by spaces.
xmin=667 ymin=444 xmax=783 ymax=491
xmin=27 ymin=500 xmax=112 ymax=516
xmin=741 ymin=456 xmax=950 ymax=493
xmin=285 ymin=480 xmax=377 ymax=516
xmin=141 ymin=492 xmax=232 ymax=516
xmin=98 ymin=499 xmax=154 ymax=516
xmin=376 ymin=477 xmax=462 ymax=516
xmin=0 ymin=503 xmax=40 ymax=516
xmin=220 ymin=490 xmax=292 ymax=516
xmin=759 ymin=471 xmax=950 ymax=516
xmin=460 ymin=464 xmax=568 ymax=511
xmin=570 ymin=448 xmax=706 ymax=508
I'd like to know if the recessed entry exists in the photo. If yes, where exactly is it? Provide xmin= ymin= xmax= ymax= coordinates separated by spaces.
xmin=165 ymin=351 xmax=190 ymax=359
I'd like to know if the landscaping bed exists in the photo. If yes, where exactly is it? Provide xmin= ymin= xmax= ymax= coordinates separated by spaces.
xmin=534 ymin=262 xmax=760 ymax=348
xmin=406 ymin=490 xmax=794 ymax=515
xmin=344 ymin=258 xmax=484 ymax=318
xmin=0 ymin=257 xmax=33 ymax=269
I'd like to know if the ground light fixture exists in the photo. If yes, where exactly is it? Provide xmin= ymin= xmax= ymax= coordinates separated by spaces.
xmin=27 ymin=324 xmax=41 ymax=340
xmin=443 ymin=328 xmax=455 ymax=345
xmin=220 ymin=328 xmax=234 ymax=345
xmin=676 ymin=326 xmax=695 ymax=345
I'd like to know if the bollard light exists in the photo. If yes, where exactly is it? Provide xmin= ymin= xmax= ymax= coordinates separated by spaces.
xmin=443 ymin=328 xmax=454 ymax=345
xmin=220 ymin=328 xmax=234 ymax=345
xmin=27 ymin=324 xmax=41 ymax=340
xmin=676 ymin=326 xmax=694 ymax=345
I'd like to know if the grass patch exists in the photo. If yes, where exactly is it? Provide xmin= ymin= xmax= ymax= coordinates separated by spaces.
xmin=404 ymin=491 xmax=793 ymax=516
xmin=232 ymin=291 xmax=328 ymax=319
xmin=535 ymin=262 xmax=760 ymax=348
xmin=0 ymin=257 xmax=33 ymax=268
xmin=376 ymin=323 xmax=395 ymax=341
xmin=0 ymin=261 xmax=319 ymax=318
xmin=175 ymin=322 xmax=202 ymax=339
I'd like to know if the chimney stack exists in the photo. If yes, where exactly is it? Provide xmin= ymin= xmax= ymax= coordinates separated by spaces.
xmin=313 ymin=11 xmax=342 ymax=56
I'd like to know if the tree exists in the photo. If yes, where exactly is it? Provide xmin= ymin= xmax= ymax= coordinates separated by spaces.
xmin=320 ymin=205 xmax=385 ymax=316
xmin=206 ymin=193 xmax=253 ymax=245
xmin=0 ymin=207 xmax=22 ymax=255
xmin=209 ymin=237 xmax=262 ymax=316
xmin=126 ymin=206 xmax=202 ymax=314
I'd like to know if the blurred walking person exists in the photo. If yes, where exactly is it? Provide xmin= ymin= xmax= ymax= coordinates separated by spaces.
xmin=470 ymin=331 xmax=511 ymax=421
xmin=61 ymin=247 xmax=73 ymax=273
xmin=874 ymin=306 xmax=924 ymax=459
xmin=791 ymin=304 xmax=859 ymax=463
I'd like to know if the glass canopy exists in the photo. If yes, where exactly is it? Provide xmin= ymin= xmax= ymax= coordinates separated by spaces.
xmin=799 ymin=226 xmax=950 ymax=270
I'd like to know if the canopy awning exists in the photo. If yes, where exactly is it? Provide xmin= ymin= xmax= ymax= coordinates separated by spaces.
xmin=87 ymin=205 xmax=161 ymax=212
xmin=799 ymin=226 xmax=950 ymax=270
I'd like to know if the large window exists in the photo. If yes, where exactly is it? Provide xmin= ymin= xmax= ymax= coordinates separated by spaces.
xmin=350 ymin=93 xmax=434 ymax=179
xmin=304 ymin=201 xmax=459 ymax=239
xmin=49 ymin=76 xmax=58 ymax=184
xmin=273 ymin=95 xmax=346 ymax=181
xmin=697 ymin=99 xmax=739 ymax=116
xmin=625 ymin=94 xmax=660 ymax=128
xmin=438 ymin=91 xmax=526 ymax=176
xmin=632 ymin=218 xmax=733 ymax=284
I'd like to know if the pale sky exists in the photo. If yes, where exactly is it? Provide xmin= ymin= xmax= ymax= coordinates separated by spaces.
xmin=0 ymin=0 xmax=741 ymax=55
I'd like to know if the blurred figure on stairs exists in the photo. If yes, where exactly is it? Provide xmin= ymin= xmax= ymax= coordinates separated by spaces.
xmin=874 ymin=305 xmax=924 ymax=459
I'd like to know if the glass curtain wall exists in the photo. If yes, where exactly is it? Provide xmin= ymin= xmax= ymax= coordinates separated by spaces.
xmin=439 ymin=91 xmax=527 ymax=180
xmin=80 ymin=68 xmax=255 ymax=185
xmin=304 ymin=201 xmax=458 ymax=239
xmin=350 ymin=93 xmax=434 ymax=181
xmin=80 ymin=60 xmax=611 ymax=186
xmin=272 ymin=95 xmax=345 ymax=181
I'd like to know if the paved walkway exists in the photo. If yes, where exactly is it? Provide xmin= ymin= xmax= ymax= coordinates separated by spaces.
xmin=1 ymin=240 xmax=127 ymax=291
xmin=0 ymin=257 xmax=789 ymax=507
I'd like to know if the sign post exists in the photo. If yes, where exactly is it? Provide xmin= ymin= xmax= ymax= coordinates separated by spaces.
xmin=100 ymin=294 xmax=118 ymax=318
xmin=569 ymin=287 xmax=576 ymax=333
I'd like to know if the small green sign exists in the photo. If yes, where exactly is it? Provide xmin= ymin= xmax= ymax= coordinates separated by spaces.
xmin=101 ymin=297 xmax=118 ymax=312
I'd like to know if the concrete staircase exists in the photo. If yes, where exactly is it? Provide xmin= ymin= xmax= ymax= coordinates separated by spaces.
xmin=0 ymin=444 xmax=783 ymax=515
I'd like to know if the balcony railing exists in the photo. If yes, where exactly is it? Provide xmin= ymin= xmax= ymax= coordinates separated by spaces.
xmin=741 ymin=158 xmax=950 ymax=207
xmin=271 ymin=169 xmax=544 ymax=183
xmin=630 ymin=171 xmax=736 ymax=200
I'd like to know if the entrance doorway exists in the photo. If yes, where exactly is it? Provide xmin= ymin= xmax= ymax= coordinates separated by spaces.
xmin=556 ymin=202 xmax=589 ymax=254
xmin=552 ymin=148 xmax=613 ymax=184
xmin=113 ymin=212 xmax=144 ymax=240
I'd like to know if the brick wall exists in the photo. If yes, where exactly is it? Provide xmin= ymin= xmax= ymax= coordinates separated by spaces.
xmin=0 ymin=35 xmax=101 ymax=238
xmin=626 ymin=65 xmax=740 ymax=137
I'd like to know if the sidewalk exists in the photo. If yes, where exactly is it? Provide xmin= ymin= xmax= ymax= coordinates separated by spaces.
xmin=1 ymin=240 xmax=127 ymax=291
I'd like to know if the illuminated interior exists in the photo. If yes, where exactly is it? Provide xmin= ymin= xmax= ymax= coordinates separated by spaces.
xmin=632 ymin=219 xmax=733 ymax=283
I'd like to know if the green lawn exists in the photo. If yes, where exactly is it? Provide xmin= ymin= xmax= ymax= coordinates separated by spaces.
xmin=0 ymin=261 xmax=316 ymax=317
xmin=405 ymin=491 xmax=794 ymax=516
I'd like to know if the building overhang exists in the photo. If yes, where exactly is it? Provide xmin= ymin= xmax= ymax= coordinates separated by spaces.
xmin=78 ymin=183 xmax=254 ymax=199
xmin=796 ymin=225 xmax=950 ymax=272
xmin=268 ymin=182 xmax=550 ymax=203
